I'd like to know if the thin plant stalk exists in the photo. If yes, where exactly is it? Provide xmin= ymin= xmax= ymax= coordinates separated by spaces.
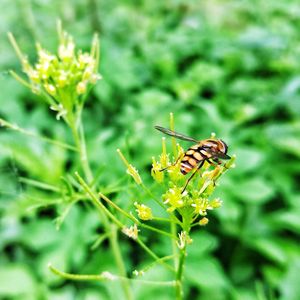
xmin=75 ymin=172 xmax=133 ymax=299
xmin=76 ymin=173 xmax=175 ymax=273
xmin=70 ymin=117 xmax=94 ymax=183
xmin=110 ymin=225 xmax=133 ymax=300
xmin=49 ymin=264 xmax=175 ymax=287
xmin=169 ymin=112 xmax=180 ymax=275
xmin=175 ymin=246 xmax=187 ymax=300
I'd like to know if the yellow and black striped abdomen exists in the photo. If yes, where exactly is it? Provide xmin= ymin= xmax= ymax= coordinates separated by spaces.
xmin=180 ymin=144 xmax=211 ymax=175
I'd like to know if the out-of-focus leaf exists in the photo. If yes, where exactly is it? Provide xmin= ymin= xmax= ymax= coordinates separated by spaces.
xmin=0 ymin=265 xmax=36 ymax=298
xmin=266 ymin=210 xmax=300 ymax=233
xmin=185 ymin=256 xmax=229 ymax=290
xmin=279 ymin=259 xmax=300 ymax=300
xmin=234 ymin=147 xmax=264 ymax=173
xmin=188 ymin=231 xmax=219 ymax=257
xmin=250 ymin=238 xmax=287 ymax=265
xmin=265 ymin=123 xmax=300 ymax=157
xmin=21 ymin=219 xmax=61 ymax=250
xmin=230 ymin=177 xmax=274 ymax=204
xmin=262 ymin=264 xmax=284 ymax=288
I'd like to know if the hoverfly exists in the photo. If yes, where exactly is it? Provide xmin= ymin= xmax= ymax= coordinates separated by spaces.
xmin=155 ymin=126 xmax=231 ymax=192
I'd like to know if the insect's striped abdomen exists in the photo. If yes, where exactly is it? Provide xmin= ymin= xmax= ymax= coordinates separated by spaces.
xmin=180 ymin=144 xmax=210 ymax=175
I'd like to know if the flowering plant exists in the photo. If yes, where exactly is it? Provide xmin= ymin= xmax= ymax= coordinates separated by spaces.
xmin=7 ymin=23 xmax=235 ymax=300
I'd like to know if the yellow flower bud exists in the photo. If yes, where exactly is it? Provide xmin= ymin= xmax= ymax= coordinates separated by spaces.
xmin=134 ymin=202 xmax=153 ymax=221
xmin=27 ymin=69 xmax=40 ymax=83
xmin=126 ymin=164 xmax=142 ymax=185
xmin=117 ymin=149 xmax=142 ymax=185
xmin=151 ymin=158 xmax=164 ymax=183
xmin=210 ymin=198 xmax=222 ymax=208
xmin=76 ymin=81 xmax=87 ymax=95
xmin=44 ymin=83 xmax=56 ymax=96
xmin=58 ymin=38 xmax=75 ymax=62
xmin=199 ymin=217 xmax=209 ymax=226
xmin=57 ymin=72 xmax=68 ymax=88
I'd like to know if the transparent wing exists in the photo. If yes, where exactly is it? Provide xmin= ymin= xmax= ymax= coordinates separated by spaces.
xmin=155 ymin=126 xmax=198 ymax=143
xmin=202 ymin=146 xmax=231 ymax=160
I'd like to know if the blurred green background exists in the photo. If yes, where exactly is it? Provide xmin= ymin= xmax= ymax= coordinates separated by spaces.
xmin=1 ymin=0 xmax=300 ymax=299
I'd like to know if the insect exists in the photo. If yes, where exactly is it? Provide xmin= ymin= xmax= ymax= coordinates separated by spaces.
xmin=155 ymin=125 xmax=231 ymax=192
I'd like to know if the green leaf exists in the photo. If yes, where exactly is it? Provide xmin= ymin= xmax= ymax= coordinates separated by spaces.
xmin=266 ymin=210 xmax=300 ymax=233
xmin=231 ymin=177 xmax=274 ymax=204
xmin=0 ymin=265 xmax=36 ymax=298
xmin=185 ymin=256 xmax=229 ymax=290
xmin=251 ymin=238 xmax=287 ymax=265
xmin=279 ymin=259 xmax=300 ymax=300
xmin=234 ymin=147 xmax=264 ymax=173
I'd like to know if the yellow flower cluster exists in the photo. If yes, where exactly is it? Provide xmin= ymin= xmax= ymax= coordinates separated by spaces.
xmin=9 ymin=22 xmax=101 ymax=122
xmin=151 ymin=136 xmax=236 ymax=224
xmin=31 ymin=35 xmax=100 ymax=97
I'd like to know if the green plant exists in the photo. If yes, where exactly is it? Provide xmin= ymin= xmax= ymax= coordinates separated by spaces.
xmin=6 ymin=22 xmax=235 ymax=300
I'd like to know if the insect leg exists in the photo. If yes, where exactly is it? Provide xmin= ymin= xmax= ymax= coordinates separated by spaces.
xmin=181 ymin=160 xmax=205 ymax=193
xmin=159 ymin=153 xmax=183 ymax=172
xmin=206 ymin=158 xmax=219 ymax=166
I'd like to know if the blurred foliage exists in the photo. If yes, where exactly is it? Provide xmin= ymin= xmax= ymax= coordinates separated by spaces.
xmin=1 ymin=0 xmax=300 ymax=299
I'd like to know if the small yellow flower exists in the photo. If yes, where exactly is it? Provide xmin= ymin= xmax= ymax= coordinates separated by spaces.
xmin=44 ymin=83 xmax=56 ymax=96
xmin=27 ymin=69 xmax=40 ymax=83
xmin=117 ymin=149 xmax=142 ymax=185
xmin=78 ymin=53 xmax=94 ymax=68
xmin=163 ymin=186 xmax=188 ymax=212
xmin=122 ymin=224 xmax=139 ymax=240
xmin=126 ymin=165 xmax=142 ymax=185
xmin=58 ymin=37 xmax=75 ymax=62
xmin=76 ymin=81 xmax=87 ymax=95
xmin=83 ymin=66 xmax=95 ymax=81
xmin=167 ymin=162 xmax=182 ymax=182
xmin=90 ymin=73 xmax=102 ymax=84
xmin=134 ymin=202 xmax=153 ymax=221
xmin=56 ymin=71 xmax=68 ymax=88
xmin=210 ymin=198 xmax=222 ymax=208
xmin=159 ymin=137 xmax=169 ymax=168
xmin=191 ymin=197 xmax=210 ymax=216
xmin=151 ymin=157 xmax=164 ymax=183
xmin=199 ymin=217 xmax=209 ymax=226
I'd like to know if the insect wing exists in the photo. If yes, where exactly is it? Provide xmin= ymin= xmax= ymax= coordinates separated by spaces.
xmin=155 ymin=126 xmax=198 ymax=143
xmin=202 ymin=146 xmax=231 ymax=160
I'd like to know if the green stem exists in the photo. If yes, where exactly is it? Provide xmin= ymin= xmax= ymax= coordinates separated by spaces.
xmin=171 ymin=222 xmax=178 ymax=269
xmin=70 ymin=118 xmax=93 ymax=183
xmin=170 ymin=112 xmax=177 ymax=158
xmin=75 ymin=172 xmax=122 ymax=227
xmin=99 ymin=192 xmax=176 ymax=239
xmin=111 ymin=225 xmax=133 ymax=300
xmin=48 ymin=264 xmax=175 ymax=287
xmin=74 ymin=172 xmax=132 ymax=299
xmin=136 ymin=238 xmax=175 ymax=273
xmin=175 ymin=213 xmax=191 ymax=299
xmin=175 ymin=246 xmax=187 ymax=300
xmin=0 ymin=118 xmax=77 ymax=151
